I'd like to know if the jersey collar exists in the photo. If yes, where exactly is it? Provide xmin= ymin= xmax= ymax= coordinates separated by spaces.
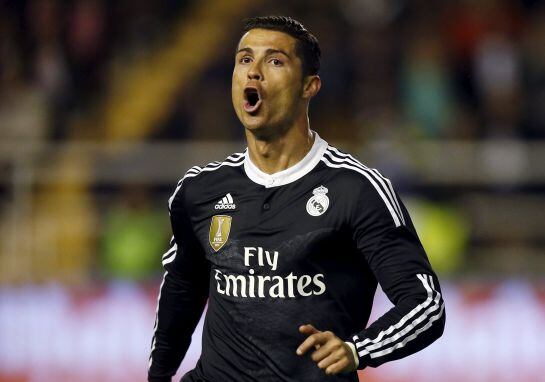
xmin=243 ymin=131 xmax=328 ymax=188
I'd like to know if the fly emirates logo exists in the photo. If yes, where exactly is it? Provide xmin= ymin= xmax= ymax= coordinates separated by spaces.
xmin=214 ymin=247 xmax=326 ymax=299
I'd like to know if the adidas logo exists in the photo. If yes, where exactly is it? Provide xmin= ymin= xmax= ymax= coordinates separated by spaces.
xmin=215 ymin=193 xmax=236 ymax=210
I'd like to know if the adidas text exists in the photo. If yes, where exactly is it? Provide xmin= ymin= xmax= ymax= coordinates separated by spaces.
xmin=215 ymin=193 xmax=236 ymax=210
xmin=215 ymin=203 xmax=236 ymax=210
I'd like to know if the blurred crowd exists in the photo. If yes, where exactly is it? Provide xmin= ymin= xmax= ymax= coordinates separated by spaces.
xmin=0 ymin=0 xmax=192 ymax=141
xmin=1 ymin=0 xmax=544 ymax=142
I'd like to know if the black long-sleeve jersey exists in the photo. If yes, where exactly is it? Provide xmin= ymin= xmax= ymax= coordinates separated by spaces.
xmin=148 ymin=132 xmax=445 ymax=382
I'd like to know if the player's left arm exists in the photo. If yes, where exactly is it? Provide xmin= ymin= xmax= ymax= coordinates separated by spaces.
xmin=345 ymin=183 xmax=446 ymax=370
xmin=297 ymin=179 xmax=446 ymax=374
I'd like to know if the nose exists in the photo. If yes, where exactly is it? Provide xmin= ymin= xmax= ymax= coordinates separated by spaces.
xmin=247 ymin=63 xmax=262 ymax=80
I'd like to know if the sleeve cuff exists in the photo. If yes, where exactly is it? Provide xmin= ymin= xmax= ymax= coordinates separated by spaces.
xmin=345 ymin=341 xmax=359 ymax=369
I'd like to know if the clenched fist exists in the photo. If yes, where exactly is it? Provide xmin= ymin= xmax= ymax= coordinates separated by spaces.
xmin=296 ymin=324 xmax=358 ymax=375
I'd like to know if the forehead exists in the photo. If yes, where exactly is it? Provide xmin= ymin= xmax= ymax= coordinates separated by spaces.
xmin=237 ymin=28 xmax=298 ymax=54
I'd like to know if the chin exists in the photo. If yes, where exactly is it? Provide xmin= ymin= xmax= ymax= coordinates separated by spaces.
xmin=243 ymin=121 xmax=287 ymax=141
xmin=243 ymin=120 xmax=266 ymax=133
xmin=243 ymin=117 xmax=268 ymax=132
xmin=241 ymin=114 xmax=267 ymax=131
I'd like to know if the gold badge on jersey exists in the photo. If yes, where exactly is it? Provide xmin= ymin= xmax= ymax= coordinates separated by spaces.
xmin=209 ymin=215 xmax=232 ymax=252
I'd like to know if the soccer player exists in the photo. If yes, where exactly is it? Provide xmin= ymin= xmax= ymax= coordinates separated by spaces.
xmin=148 ymin=16 xmax=445 ymax=382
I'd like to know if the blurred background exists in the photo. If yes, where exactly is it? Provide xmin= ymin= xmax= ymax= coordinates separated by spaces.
xmin=1 ymin=0 xmax=544 ymax=381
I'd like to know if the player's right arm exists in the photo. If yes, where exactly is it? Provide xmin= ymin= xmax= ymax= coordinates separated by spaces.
xmin=148 ymin=174 xmax=210 ymax=382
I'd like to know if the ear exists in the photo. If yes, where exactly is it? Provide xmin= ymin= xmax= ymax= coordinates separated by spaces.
xmin=302 ymin=75 xmax=321 ymax=99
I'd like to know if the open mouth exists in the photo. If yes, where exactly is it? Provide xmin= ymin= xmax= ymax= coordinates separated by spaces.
xmin=243 ymin=87 xmax=262 ymax=113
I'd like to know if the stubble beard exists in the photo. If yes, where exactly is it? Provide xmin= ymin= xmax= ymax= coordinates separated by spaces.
xmin=242 ymin=100 xmax=304 ymax=142
xmin=244 ymin=119 xmax=289 ymax=142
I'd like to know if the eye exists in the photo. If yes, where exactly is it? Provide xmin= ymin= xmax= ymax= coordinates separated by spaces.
xmin=270 ymin=58 xmax=282 ymax=66
xmin=239 ymin=56 xmax=252 ymax=64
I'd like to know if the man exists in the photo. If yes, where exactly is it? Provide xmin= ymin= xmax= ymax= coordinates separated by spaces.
xmin=148 ymin=16 xmax=445 ymax=382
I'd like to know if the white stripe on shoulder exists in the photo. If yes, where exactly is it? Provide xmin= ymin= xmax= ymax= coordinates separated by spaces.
xmin=325 ymin=147 xmax=405 ymax=225
xmin=168 ymin=152 xmax=244 ymax=210
xmin=320 ymin=155 xmax=402 ymax=227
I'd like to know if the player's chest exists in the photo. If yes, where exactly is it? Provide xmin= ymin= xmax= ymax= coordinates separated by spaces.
xmin=191 ymin=182 xmax=348 ymax=269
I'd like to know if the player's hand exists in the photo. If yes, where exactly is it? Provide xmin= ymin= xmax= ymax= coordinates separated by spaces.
xmin=296 ymin=324 xmax=357 ymax=375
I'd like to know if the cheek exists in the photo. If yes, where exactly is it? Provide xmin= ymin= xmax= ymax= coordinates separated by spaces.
xmin=231 ymin=79 xmax=243 ymax=102
xmin=278 ymin=71 xmax=302 ymax=97
xmin=276 ymin=82 xmax=301 ymax=106
xmin=232 ymin=69 xmax=245 ymax=89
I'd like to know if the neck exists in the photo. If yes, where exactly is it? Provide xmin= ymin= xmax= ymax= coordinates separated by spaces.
xmin=245 ymin=115 xmax=314 ymax=175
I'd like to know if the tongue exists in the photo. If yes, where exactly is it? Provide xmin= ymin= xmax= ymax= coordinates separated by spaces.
xmin=244 ymin=99 xmax=261 ymax=113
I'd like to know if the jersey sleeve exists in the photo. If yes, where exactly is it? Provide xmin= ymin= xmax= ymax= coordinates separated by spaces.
xmin=346 ymin=177 xmax=446 ymax=369
xmin=148 ymin=176 xmax=210 ymax=382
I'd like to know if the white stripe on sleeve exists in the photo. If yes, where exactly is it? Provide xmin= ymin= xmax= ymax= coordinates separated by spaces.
xmin=355 ymin=274 xmax=444 ymax=360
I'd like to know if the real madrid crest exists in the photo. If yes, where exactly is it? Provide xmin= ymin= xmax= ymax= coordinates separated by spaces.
xmin=306 ymin=185 xmax=329 ymax=216
xmin=209 ymin=215 xmax=232 ymax=252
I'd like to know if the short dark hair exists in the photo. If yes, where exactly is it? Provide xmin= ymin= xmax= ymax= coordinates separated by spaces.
xmin=242 ymin=16 xmax=321 ymax=77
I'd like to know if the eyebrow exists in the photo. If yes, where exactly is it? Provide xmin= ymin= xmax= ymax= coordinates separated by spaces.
xmin=236 ymin=47 xmax=291 ymax=59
